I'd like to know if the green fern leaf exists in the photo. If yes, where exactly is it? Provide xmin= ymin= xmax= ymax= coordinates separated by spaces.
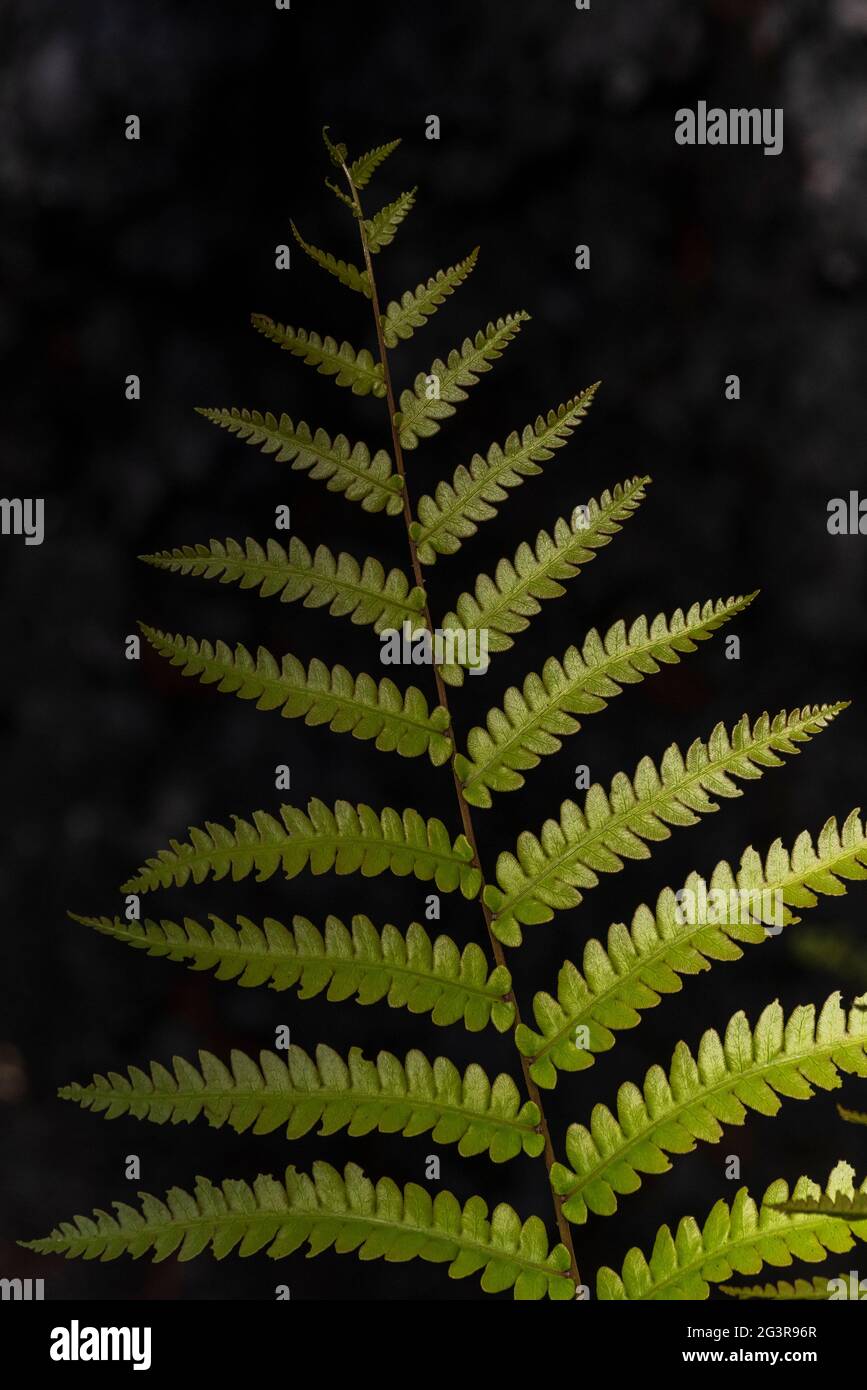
xmin=380 ymin=248 xmax=479 ymax=348
xmin=250 ymin=315 xmax=385 ymax=397
xmin=457 ymin=594 xmax=755 ymax=807
xmin=21 ymin=1160 xmax=575 ymax=1300
xmin=720 ymin=1277 xmax=833 ymax=1300
xmin=140 ymin=626 xmax=452 ymax=766
xmin=121 ymin=799 xmax=482 ymax=898
xmin=364 ymin=189 xmax=416 ymax=253
xmin=70 ymin=911 xmax=515 ymax=1032
xmin=60 ymin=1044 xmax=544 ymax=1163
xmin=517 ymin=808 xmax=867 ymax=1086
xmin=195 ymin=408 xmax=403 ymax=516
xmin=44 ymin=126 xmax=861 ymax=1306
xmin=140 ymin=537 xmax=426 ymax=636
xmin=551 ymin=992 xmax=867 ymax=1225
xmin=438 ymin=477 xmax=650 ymax=688
xmin=410 ymin=386 xmax=599 ymax=567
xmin=395 ymin=313 xmax=529 ymax=450
xmin=596 ymin=1162 xmax=867 ymax=1300
xmin=289 ymin=221 xmax=370 ymax=297
xmin=485 ymin=703 xmax=846 ymax=945
xmin=349 ymin=138 xmax=401 ymax=188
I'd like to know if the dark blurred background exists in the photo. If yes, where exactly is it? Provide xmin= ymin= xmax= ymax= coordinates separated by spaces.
xmin=2 ymin=0 xmax=867 ymax=1302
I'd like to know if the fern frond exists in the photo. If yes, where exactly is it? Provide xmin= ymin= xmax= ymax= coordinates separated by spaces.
xmin=289 ymin=221 xmax=370 ymax=297
xmin=195 ymin=408 xmax=402 ymax=516
xmin=71 ymin=911 xmax=515 ymax=1031
xmin=485 ymin=704 xmax=846 ymax=945
xmin=140 ymin=537 xmax=426 ymax=636
xmin=121 ymin=800 xmax=482 ymax=898
xmin=438 ymin=477 xmax=650 ymax=688
xmin=22 ymin=1160 xmax=575 ymax=1300
xmin=381 ymin=249 xmax=479 ymax=348
xmin=517 ymin=809 xmax=867 ymax=1086
xmin=250 ymin=315 xmax=385 ymax=397
xmin=551 ymin=992 xmax=867 ymax=1225
xmin=349 ymin=138 xmax=401 ymax=188
xmin=839 ymin=1104 xmax=867 ymax=1126
xmin=457 ymin=594 xmax=755 ymax=807
xmin=596 ymin=1162 xmax=867 ymax=1300
xmin=60 ymin=1045 xmax=544 ymax=1163
xmin=364 ymin=189 xmax=416 ymax=253
xmin=410 ymin=386 xmax=600 ymax=567
xmin=140 ymin=626 xmax=452 ymax=766
xmin=396 ymin=313 xmax=530 ymax=450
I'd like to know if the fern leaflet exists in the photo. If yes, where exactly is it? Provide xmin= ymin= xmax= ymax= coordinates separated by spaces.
xmin=552 ymin=992 xmax=867 ymax=1224
xmin=456 ymin=594 xmax=755 ymax=806
xmin=364 ymin=188 xmax=416 ymax=253
xmin=380 ymin=248 xmax=479 ymax=347
xmin=770 ymin=1190 xmax=867 ymax=1220
xmin=122 ymin=799 xmax=481 ymax=898
xmin=410 ymin=386 xmax=599 ymax=566
xmin=517 ymin=809 xmax=867 ymax=1085
xmin=60 ymin=1044 xmax=544 ymax=1162
xmin=349 ymin=138 xmax=401 ymax=188
xmin=321 ymin=126 xmax=349 ymax=168
xmin=195 ymin=408 xmax=403 ymax=515
xmin=22 ymin=1161 xmax=575 ymax=1300
xmin=140 ymin=626 xmax=452 ymax=765
xmin=250 ymin=315 xmax=385 ymax=397
xmin=70 ymin=911 xmax=515 ymax=1032
xmin=289 ymin=221 xmax=370 ymax=296
xmin=597 ymin=1163 xmax=867 ymax=1300
xmin=325 ymin=177 xmax=358 ymax=215
xmin=395 ymin=313 xmax=529 ymax=449
xmin=438 ymin=477 xmax=650 ymax=687
xmin=720 ymin=1277 xmax=833 ymax=1300
xmin=839 ymin=1104 xmax=867 ymax=1126
xmin=485 ymin=704 xmax=847 ymax=945
xmin=140 ymin=537 xmax=426 ymax=635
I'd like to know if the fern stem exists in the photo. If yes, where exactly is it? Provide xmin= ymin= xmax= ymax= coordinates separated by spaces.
xmin=342 ymin=160 xmax=581 ymax=1290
